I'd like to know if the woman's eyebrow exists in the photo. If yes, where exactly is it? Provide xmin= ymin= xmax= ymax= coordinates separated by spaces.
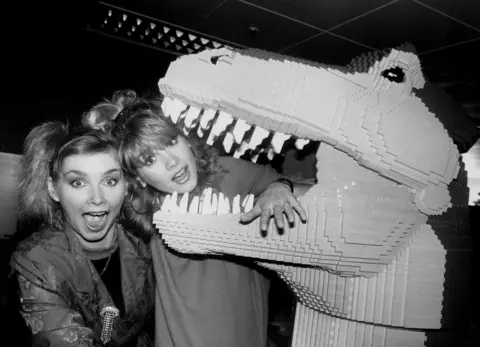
xmin=63 ymin=168 xmax=122 ymax=176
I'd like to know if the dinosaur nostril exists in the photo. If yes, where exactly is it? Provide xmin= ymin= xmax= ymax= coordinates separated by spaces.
xmin=210 ymin=56 xmax=220 ymax=65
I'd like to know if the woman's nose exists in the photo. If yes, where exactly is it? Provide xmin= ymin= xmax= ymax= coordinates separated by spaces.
xmin=89 ymin=186 xmax=105 ymax=205
xmin=165 ymin=152 xmax=180 ymax=170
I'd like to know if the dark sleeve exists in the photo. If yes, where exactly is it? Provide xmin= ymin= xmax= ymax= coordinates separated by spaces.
xmin=217 ymin=156 xmax=282 ymax=197
xmin=11 ymin=250 xmax=97 ymax=347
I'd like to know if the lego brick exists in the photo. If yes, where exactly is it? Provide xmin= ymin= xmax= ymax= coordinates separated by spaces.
xmin=152 ymin=46 xmax=472 ymax=347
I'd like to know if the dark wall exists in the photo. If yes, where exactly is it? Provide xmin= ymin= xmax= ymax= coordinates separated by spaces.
xmin=3 ymin=1 xmax=175 ymax=154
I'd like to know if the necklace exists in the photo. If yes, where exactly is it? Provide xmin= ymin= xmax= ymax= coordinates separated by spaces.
xmin=83 ymin=228 xmax=119 ymax=276
xmin=99 ymin=254 xmax=113 ymax=276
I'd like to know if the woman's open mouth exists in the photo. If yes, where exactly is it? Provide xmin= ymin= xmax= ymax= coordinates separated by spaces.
xmin=173 ymin=166 xmax=189 ymax=184
xmin=83 ymin=212 xmax=108 ymax=231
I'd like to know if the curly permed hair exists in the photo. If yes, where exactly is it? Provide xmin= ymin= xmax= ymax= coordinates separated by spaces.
xmin=19 ymin=122 xmax=123 ymax=231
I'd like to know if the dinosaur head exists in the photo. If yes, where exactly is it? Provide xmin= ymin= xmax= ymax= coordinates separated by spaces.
xmin=153 ymin=47 xmax=462 ymax=276
xmin=159 ymin=47 xmax=460 ymax=216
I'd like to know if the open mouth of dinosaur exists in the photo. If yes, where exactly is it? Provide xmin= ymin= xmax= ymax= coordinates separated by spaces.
xmin=160 ymin=188 xmax=255 ymax=215
xmin=161 ymin=96 xmax=313 ymax=165
xmin=153 ymin=47 xmax=460 ymax=272
xmin=155 ymin=94 xmax=429 ymax=275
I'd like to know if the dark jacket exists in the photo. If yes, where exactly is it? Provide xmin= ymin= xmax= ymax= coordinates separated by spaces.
xmin=10 ymin=224 xmax=155 ymax=347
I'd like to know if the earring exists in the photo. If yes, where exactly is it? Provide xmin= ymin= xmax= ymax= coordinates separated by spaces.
xmin=136 ymin=176 xmax=147 ymax=188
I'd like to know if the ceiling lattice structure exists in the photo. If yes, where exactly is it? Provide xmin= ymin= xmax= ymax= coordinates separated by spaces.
xmin=87 ymin=2 xmax=242 ymax=56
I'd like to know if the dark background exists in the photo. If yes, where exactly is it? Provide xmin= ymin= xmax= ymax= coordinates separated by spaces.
xmin=3 ymin=0 xmax=174 ymax=154
xmin=1 ymin=1 xmax=479 ymax=346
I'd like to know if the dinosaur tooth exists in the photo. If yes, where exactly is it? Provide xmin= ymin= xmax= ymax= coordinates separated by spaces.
xmin=241 ymin=193 xmax=254 ymax=213
xmin=188 ymin=196 xmax=199 ymax=214
xmin=184 ymin=105 xmax=202 ymax=129
xmin=248 ymin=126 xmax=269 ymax=150
xmin=295 ymin=138 xmax=310 ymax=150
xmin=271 ymin=132 xmax=291 ymax=154
xmin=199 ymin=108 xmax=216 ymax=131
xmin=233 ymin=141 xmax=250 ymax=159
xmin=232 ymin=119 xmax=251 ymax=144
xmin=222 ymin=132 xmax=235 ymax=153
xmin=207 ymin=111 xmax=233 ymax=146
xmin=161 ymin=191 xmax=181 ymax=212
xmin=217 ymin=192 xmax=230 ymax=215
xmin=179 ymin=192 xmax=189 ymax=212
xmin=266 ymin=148 xmax=275 ymax=161
xmin=168 ymin=98 xmax=189 ymax=124
xmin=211 ymin=192 xmax=218 ymax=215
xmin=160 ymin=194 xmax=171 ymax=212
xmin=232 ymin=194 xmax=241 ymax=214
xmin=170 ymin=191 xmax=179 ymax=212
xmin=200 ymin=188 xmax=213 ymax=215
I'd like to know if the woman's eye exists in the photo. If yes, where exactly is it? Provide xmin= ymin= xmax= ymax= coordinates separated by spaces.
xmin=146 ymin=156 xmax=156 ymax=166
xmin=168 ymin=138 xmax=178 ymax=147
xmin=71 ymin=180 xmax=85 ymax=188
xmin=105 ymin=178 xmax=119 ymax=187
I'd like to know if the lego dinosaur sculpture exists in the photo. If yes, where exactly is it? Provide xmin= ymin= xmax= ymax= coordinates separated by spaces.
xmin=153 ymin=46 xmax=472 ymax=347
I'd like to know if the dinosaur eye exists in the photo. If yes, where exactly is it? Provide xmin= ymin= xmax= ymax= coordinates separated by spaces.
xmin=381 ymin=66 xmax=405 ymax=83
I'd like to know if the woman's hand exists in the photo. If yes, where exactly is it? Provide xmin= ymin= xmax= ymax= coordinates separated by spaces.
xmin=240 ymin=181 xmax=307 ymax=232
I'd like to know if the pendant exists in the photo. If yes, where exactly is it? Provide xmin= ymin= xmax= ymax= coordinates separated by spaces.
xmin=100 ymin=306 xmax=119 ymax=344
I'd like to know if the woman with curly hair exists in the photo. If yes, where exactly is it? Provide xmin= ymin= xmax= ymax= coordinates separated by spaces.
xmin=83 ymin=90 xmax=306 ymax=347
xmin=10 ymin=122 xmax=155 ymax=346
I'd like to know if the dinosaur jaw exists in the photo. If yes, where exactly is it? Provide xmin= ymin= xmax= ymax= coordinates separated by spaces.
xmin=153 ymin=46 xmax=458 ymax=274
xmin=159 ymin=48 xmax=461 ymax=216
xmin=155 ymin=179 xmax=427 ymax=277
xmin=160 ymin=96 xmax=313 ymax=164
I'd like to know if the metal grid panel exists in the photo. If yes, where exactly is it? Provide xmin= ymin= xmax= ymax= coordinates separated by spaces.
xmin=87 ymin=2 xmax=243 ymax=56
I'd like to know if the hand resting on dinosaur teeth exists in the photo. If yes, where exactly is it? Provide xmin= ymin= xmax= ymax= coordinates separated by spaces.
xmin=160 ymin=188 xmax=254 ymax=215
